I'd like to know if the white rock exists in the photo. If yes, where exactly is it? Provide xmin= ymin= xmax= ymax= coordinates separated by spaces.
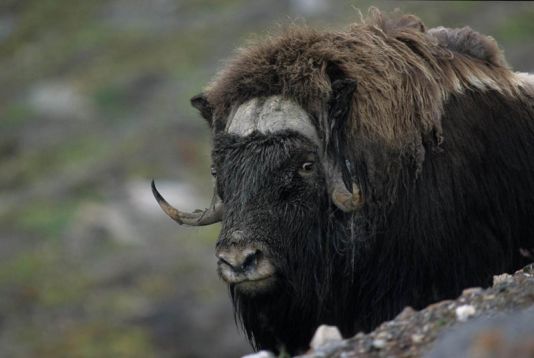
xmin=411 ymin=334 xmax=424 ymax=344
xmin=455 ymin=304 xmax=476 ymax=321
xmin=241 ymin=351 xmax=275 ymax=358
xmin=310 ymin=325 xmax=343 ymax=349
xmin=372 ymin=338 xmax=386 ymax=349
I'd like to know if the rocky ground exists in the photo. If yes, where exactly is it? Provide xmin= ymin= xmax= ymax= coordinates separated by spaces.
xmin=295 ymin=264 xmax=534 ymax=358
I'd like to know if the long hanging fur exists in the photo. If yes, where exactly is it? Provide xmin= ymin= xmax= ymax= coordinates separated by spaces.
xmin=197 ymin=9 xmax=534 ymax=354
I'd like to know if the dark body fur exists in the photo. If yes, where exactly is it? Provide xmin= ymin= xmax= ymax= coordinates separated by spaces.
xmin=191 ymin=10 xmax=534 ymax=354
xmin=356 ymin=89 xmax=534 ymax=325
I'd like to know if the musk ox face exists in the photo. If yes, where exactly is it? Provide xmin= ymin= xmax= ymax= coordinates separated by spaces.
xmin=212 ymin=130 xmax=327 ymax=295
xmin=211 ymin=96 xmax=331 ymax=296
xmin=151 ymin=91 xmax=363 ymax=296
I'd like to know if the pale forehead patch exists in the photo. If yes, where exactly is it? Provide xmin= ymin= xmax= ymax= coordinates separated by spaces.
xmin=226 ymin=96 xmax=320 ymax=144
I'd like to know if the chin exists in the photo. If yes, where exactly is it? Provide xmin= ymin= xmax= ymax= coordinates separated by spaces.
xmin=231 ymin=276 xmax=277 ymax=296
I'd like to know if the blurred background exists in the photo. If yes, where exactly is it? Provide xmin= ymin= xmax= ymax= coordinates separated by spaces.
xmin=0 ymin=1 xmax=532 ymax=357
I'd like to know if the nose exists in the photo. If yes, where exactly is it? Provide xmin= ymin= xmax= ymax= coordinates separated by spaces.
xmin=216 ymin=248 xmax=261 ymax=273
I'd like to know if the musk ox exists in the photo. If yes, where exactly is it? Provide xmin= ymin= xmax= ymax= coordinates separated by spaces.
xmin=152 ymin=10 xmax=534 ymax=355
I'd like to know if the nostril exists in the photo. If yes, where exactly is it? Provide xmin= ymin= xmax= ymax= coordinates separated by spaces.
xmin=242 ymin=250 xmax=261 ymax=270
xmin=216 ymin=251 xmax=244 ymax=271
xmin=217 ymin=255 xmax=234 ymax=269
xmin=216 ymin=249 xmax=262 ymax=272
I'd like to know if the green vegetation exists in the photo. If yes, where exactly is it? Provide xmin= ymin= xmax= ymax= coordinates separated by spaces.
xmin=497 ymin=9 xmax=534 ymax=42
xmin=15 ymin=201 xmax=77 ymax=240
xmin=1 ymin=101 xmax=35 ymax=130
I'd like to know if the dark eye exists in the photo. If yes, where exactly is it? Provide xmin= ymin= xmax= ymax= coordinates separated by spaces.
xmin=210 ymin=165 xmax=217 ymax=177
xmin=299 ymin=161 xmax=315 ymax=176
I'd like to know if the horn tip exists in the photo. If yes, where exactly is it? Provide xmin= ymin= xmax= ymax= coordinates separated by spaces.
xmin=150 ymin=179 xmax=185 ymax=225
xmin=151 ymin=179 xmax=162 ymax=201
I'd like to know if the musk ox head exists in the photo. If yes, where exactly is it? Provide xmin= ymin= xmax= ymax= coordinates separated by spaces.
xmin=152 ymin=76 xmax=363 ymax=298
xmin=152 ymin=77 xmax=368 ymax=353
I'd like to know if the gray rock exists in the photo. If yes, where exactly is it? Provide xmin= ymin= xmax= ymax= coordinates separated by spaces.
xmin=426 ymin=308 xmax=534 ymax=358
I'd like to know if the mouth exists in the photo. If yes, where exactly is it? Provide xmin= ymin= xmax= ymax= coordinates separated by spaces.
xmin=232 ymin=275 xmax=276 ymax=294
xmin=218 ymin=271 xmax=274 ymax=285
xmin=232 ymin=274 xmax=274 ymax=285
xmin=216 ymin=252 xmax=277 ymax=293
xmin=217 ymin=265 xmax=277 ymax=294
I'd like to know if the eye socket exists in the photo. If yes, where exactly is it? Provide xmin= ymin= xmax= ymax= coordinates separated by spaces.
xmin=210 ymin=165 xmax=217 ymax=177
xmin=299 ymin=161 xmax=315 ymax=176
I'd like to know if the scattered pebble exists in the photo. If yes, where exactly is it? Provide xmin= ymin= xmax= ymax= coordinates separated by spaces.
xmin=396 ymin=306 xmax=416 ymax=320
xmin=521 ymin=263 xmax=534 ymax=274
xmin=372 ymin=339 xmax=387 ymax=349
xmin=462 ymin=287 xmax=482 ymax=296
xmin=456 ymin=305 xmax=476 ymax=321
xmin=493 ymin=273 xmax=513 ymax=285
xmin=411 ymin=334 xmax=424 ymax=344
xmin=376 ymin=331 xmax=392 ymax=340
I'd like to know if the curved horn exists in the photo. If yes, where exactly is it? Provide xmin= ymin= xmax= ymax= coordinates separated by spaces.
xmin=151 ymin=180 xmax=223 ymax=226
xmin=329 ymin=170 xmax=364 ymax=212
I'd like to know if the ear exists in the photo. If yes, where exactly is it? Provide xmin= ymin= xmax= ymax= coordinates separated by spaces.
xmin=190 ymin=93 xmax=214 ymax=126
xmin=325 ymin=64 xmax=358 ymax=190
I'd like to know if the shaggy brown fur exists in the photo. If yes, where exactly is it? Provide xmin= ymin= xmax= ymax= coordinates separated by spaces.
xmin=179 ymin=9 xmax=534 ymax=354
xmin=427 ymin=26 xmax=508 ymax=68
xmin=204 ymin=9 xmax=523 ymax=148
